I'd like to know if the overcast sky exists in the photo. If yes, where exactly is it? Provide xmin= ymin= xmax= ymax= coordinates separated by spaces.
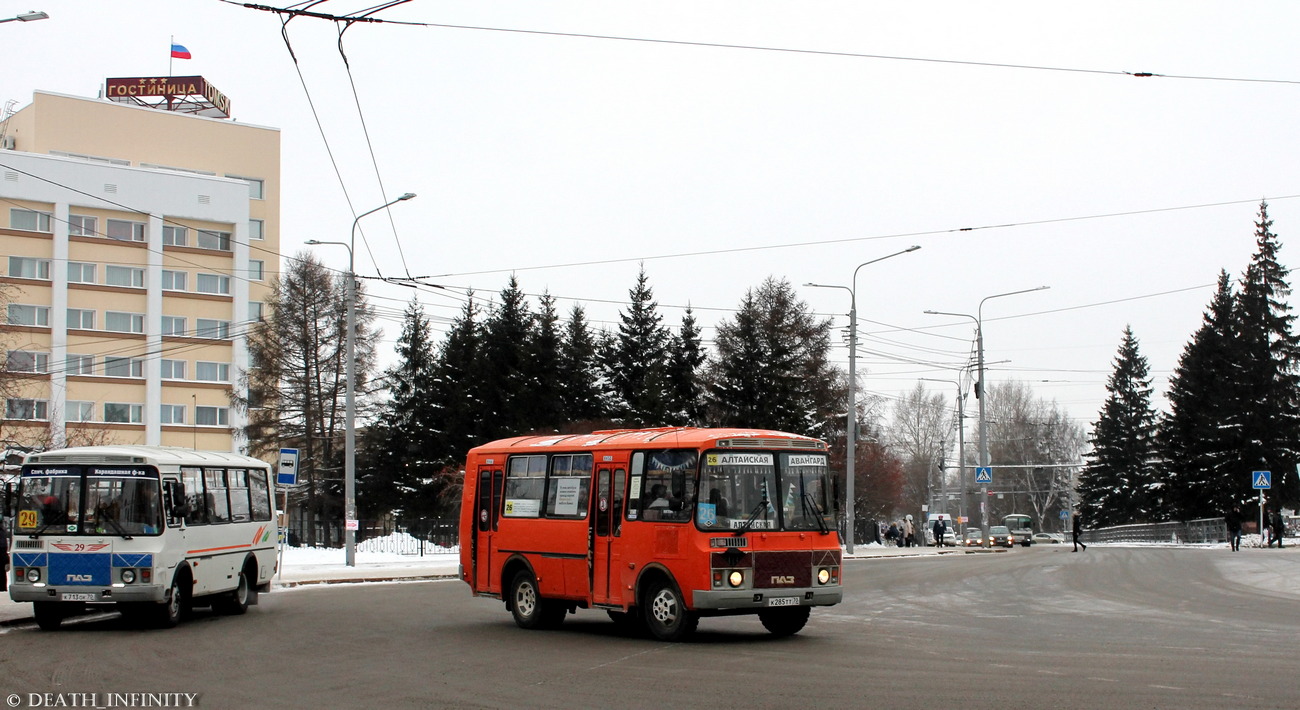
xmin=6 ymin=1 xmax=1300 ymax=438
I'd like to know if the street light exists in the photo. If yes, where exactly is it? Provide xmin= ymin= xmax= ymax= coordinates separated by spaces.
xmin=805 ymin=244 xmax=920 ymax=554
xmin=0 ymin=10 xmax=48 ymax=22
xmin=920 ymin=376 xmax=967 ymax=526
xmin=925 ymin=285 xmax=1048 ymax=543
xmin=306 ymin=191 xmax=416 ymax=566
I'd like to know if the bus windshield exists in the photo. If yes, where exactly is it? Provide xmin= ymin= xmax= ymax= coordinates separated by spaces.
xmin=696 ymin=451 xmax=835 ymax=532
xmin=779 ymin=453 xmax=833 ymax=532
xmin=17 ymin=466 xmax=164 ymax=536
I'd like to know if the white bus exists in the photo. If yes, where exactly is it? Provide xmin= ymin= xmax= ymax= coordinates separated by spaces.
xmin=5 ymin=445 xmax=277 ymax=630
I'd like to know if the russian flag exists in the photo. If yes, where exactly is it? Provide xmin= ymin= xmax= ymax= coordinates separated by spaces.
xmin=170 ymin=43 xmax=191 ymax=60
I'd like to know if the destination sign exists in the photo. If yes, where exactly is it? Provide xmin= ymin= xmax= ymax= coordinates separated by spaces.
xmin=707 ymin=452 xmax=774 ymax=466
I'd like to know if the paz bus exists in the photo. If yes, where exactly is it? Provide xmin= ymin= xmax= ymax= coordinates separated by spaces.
xmin=4 ymin=445 xmax=277 ymax=630
xmin=1003 ymin=513 xmax=1034 ymax=547
xmin=459 ymin=427 xmax=842 ymax=641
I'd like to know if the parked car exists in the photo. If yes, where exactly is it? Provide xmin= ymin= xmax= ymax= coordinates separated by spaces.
xmin=1032 ymin=532 xmax=1064 ymax=544
xmin=989 ymin=525 xmax=1013 ymax=547
xmin=964 ymin=529 xmax=983 ymax=547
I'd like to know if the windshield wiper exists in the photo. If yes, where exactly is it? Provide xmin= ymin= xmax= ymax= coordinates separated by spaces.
xmin=95 ymin=507 xmax=134 ymax=540
xmin=802 ymin=492 xmax=830 ymax=535
xmin=732 ymin=493 xmax=771 ymax=537
xmin=28 ymin=510 xmax=68 ymax=539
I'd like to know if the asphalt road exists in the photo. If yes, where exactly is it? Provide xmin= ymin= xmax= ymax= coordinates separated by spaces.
xmin=2 ymin=546 xmax=1297 ymax=709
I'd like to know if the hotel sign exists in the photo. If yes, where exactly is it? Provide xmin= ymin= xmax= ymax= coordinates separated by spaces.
xmin=105 ymin=76 xmax=231 ymax=118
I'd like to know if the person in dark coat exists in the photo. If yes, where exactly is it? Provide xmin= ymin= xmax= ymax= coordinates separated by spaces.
xmin=1268 ymin=508 xmax=1285 ymax=548
xmin=1225 ymin=506 xmax=1243 ymax=551
xmin=1072 ymin=512 xmax=1086 ymax=552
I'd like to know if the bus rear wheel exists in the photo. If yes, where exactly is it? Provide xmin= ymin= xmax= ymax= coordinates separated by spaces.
xmin=643 ymin=579 xmax=697 ymax=642
xmin=509 ymin=571 xmax=564 ymax=630
xmin=759 ymin=606 xmax=810 ymax=637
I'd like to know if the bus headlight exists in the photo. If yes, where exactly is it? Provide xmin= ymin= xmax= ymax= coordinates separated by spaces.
xmin=728 ymin=571 xmax=744 ymax=588
xmin=817 ymin=568 xmax=831 ymax=585
xmin=121 ymin=569 xmax=136 ymax=584
xmin=26 ymin=568 xmax=42 ymax=583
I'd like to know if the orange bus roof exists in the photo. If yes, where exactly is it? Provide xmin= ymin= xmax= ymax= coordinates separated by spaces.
xmin=468 ymin=427 xmax=827 ymax=454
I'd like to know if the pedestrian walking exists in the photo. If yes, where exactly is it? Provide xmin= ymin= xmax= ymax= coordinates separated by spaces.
xmin=932 ymin=518 xmax=943 ymax=547
xmin=1269 ymin=508 xmax=1285 ymax=548
xmin=1072 ymin=512 xmax=1086 ymax=552
xmin=1225 ymin=505 xmax=1243 ymax=552
xmin=904 ymin=515 xmax=915 ymax=548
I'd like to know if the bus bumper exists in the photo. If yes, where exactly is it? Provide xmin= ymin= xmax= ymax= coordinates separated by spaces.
xmin=691 ymin=586 xmax=842 ymax=610
xmin=8 ymin=583 xmax=167 ymax=604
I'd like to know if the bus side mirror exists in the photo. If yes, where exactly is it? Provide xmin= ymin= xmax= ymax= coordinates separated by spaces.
xmin=2 ymin=482 xmax=11 ymax=517
xmin=172 ymin=503 xmax=191 ymax=519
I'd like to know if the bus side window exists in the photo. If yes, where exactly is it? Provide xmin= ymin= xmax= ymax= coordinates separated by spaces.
xmin=164 ymin=480 xmax=184 ymax=527
xmin=181 ymin=467 xmax=208 ymax=525
xmin=613 ymin=469 xmax=625 ymax=536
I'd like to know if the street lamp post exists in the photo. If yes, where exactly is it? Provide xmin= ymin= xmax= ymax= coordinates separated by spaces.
xmin=805 ymin=245 xmax=920 ymax=554
xmin=920 ymin=376 xmax=966 ymax=527
xmin=306 ymin=192 xmax=415 ymax=566
xmin=925 ymin=286 xmax=1047 ymax=544
xmin=0 ymin=10 xmax=48 ymax=23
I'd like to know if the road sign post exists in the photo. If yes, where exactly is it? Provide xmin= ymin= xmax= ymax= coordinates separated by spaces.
xmin=1253 ymin=471 xmax=1271 ymax=538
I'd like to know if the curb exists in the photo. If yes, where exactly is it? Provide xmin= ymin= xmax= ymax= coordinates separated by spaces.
xmin=274 ymin=574 xmax=457 ymax=588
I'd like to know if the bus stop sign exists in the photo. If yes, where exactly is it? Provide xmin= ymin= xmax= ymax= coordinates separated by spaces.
xmin=278 ymin=448 xmax=299 ymax=486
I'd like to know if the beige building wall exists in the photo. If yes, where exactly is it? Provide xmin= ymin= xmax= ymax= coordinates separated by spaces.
xmin=1 ymin=89 xmax=281 ymax=454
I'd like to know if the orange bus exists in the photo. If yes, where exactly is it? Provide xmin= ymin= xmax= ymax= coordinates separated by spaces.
xmin=459 ymin=427 xmax=842 ymax=641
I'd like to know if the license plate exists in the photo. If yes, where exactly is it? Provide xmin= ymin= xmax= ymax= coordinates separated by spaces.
xmin=61 ymin=593 xmax=98 ymax=602
xmin=767 ymin=597 xmax=799 ymax=607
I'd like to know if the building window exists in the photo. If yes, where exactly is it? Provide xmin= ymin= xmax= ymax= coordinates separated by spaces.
xmin=104 ymin=402 xmax=143 ymax=424
xmin=249 ymin=301 xmax=264 ymax=322
xmin=5 ymin=350 xmax=49 ymax=373
xmin=105 ymin=265 xmax=145 ymax=288
xmin=227 ymin=175 xmax=264 ymax=200
xmin=161 ymin=316 xmax=188 ymax=336
xmin=196 ymin=361 xmax=230 ymax=382
xmin=67 ymin=308 xmax=95 ymax=330
xmin=67 ymin=262 xmax=97 ymax=283
xmin=161 ymin=404 xmax=186 ymax=425
xmin=249 ymin=219 xmax=264 ymax=240
xmin=196 ymin=230 xmax=231 ymax=251
xmin=196 ymin=273 xmax=231 ymax=295
xmin=69 ymin=214 xmax=98 ymax=236
xmin=7 ymin=304 xmax=50 ymax=327
xmin=162 ymin=225 xmax=188 ymax=246
xmin=103 ymin=356 xmax=144 ymax=378
xmin=66 ymin=400 xmax=94 ymax=422
xmin=196 ymin=406 xmax=229 ymax=426
xmin=105 ymin=311 xmax=145 ymax=333
xmin=160 ymin=359 xmax=187 ymax=380
xmin=9 ymin=208 xmax=52 ymax=232
xmin=66 ymin=354 xmax=94 ymax=375
xmin=249 ymin=260 xmax=264 ymax=281
xmin=6 ymin=398 xmax=49 ymax=420
xmin=195 ymin=319 xmax=230 ymax=339
xmin=161 ymin=269 xmax=187 ymax=291
xmin=8 ymin=256 xmax=51 ymax=280
xmin=106 ymin=218 xmax=146 ymax=242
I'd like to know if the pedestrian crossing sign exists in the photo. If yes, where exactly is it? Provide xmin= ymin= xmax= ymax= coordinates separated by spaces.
xmin=975 ymin=467 xmax=993 ymax=483
xmin=1252 ymin=471 xmax=1271 ymax=489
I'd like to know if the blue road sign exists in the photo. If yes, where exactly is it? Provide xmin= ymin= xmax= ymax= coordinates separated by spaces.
xmin=975 ymin=467 xmax=993 ymax=484
xmin=1060 ymin=509 xmax=1070 ymax=520
xmin=278 ymin=448 xmax=299 ymax=486
xmin=1252 ymin=470 xmax=1272 ymax=490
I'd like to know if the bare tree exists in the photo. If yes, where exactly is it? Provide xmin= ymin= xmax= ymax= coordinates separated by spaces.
xmin=984 ymin=380 xmax=1087 ymax=529
xmin=887 ymin=381 xmax=950 ymax=514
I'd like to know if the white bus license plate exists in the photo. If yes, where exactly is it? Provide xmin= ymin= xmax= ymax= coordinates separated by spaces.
xmin=61 ymin=593 xmax=98 ymax=602
xmin=767 ymin=597 xmax=799 ymax=607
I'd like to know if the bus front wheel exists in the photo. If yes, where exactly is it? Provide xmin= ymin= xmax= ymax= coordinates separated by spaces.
xmin=509 ymin=571 xmax=564 ymax=630
xmin=33 ymin=601 xmax=64 ymax=631
xmin=213 ymin=565 xmax=251 ymax=615
xmin=156 ymin=570 xmax=188 ymax=628
xmin=759 ymin=606 xmax=810 ymax=637
xmin=643 ymin=579 xmax=697 ymax=641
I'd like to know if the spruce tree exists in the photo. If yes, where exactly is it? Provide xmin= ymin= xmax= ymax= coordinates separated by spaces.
xmin=1161 ymin=272 xmax=1239 ymax=520
xmin=607 ymin=266 xmax=672 ymax=426
xmin=558 ymin=304 xmax=607 ymax=425
xmin=527 ymin=292 xmax=565 ymax=431
xmin=667 ymin=306 xmax=707 ymax=426
xmin=478 ymin=276 xmax=535 ymax=438
xmin=431 ymin=294 xmax=484 ymax=468
xmin=1228 ymin=202 xmax=1300 ymax=510
xmin=1079 ymin=326 xmax=1160 ymax=526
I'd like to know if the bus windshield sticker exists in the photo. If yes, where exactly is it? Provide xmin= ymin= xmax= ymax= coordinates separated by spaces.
xmin=787 ymin=455 xmax=826 ymax=467
xmin=552 ymin=478 xmax=583 ymax=516
xmin=698 ymin=503 xmax=717 ymax=526
xmin=708 ymin=453 xmax=774 ymax=466
xmin=504 ymin=499 xmax=541 ymax=517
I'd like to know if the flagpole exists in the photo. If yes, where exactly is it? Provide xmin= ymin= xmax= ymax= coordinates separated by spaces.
xmin=169 ymin=35 xmax=173 ymax=76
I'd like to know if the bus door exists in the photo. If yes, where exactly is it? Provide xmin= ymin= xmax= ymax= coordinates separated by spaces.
xmin=590 ymin=464 xmax=626 ymax=606
xmin=473 ymin=467 xmax=503 ymax=591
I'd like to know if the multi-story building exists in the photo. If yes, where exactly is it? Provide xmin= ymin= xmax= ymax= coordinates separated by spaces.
xmin=0 ymin=84 xmax=279 ymax=453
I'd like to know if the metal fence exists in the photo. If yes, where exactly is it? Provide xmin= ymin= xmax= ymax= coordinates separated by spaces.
xmin=1082 ymin=517 xmax=1227 ymax=545
xmin=353 ymin=518 xmax=460 ymax=556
